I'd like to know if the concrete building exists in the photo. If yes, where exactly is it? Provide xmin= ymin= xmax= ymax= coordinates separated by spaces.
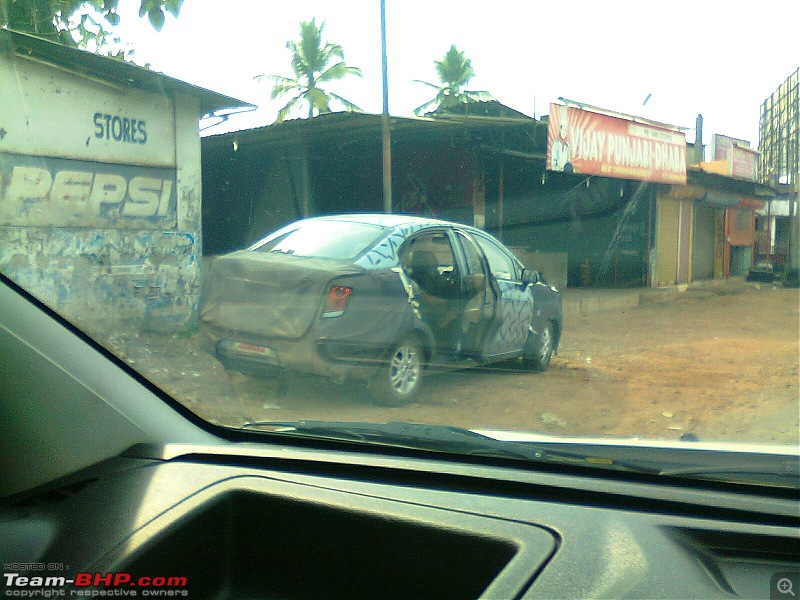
xmin=652 ymin=166 xmax=771 ymax=285
xmin=0 ymin=30 xmax=248 ymax=332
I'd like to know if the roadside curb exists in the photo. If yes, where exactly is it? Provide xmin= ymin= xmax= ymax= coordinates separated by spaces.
xmin=561 ymin=289 xmax=641 ymax=319
xmin=562 ymin=277 xmax=771 ymax=319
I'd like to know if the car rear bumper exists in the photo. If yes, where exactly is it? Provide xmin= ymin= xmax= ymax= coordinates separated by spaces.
xmin=198 ymin=322 xmax=396 ymax=383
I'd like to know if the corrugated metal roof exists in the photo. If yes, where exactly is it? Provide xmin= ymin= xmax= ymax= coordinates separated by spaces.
xmin=1 ymin=28 xmax=252 ymax=116
xmin=426 ymin=99 xmax=533 ymax=121
xmin=202 ymin=110 xmax=537 ymax=151
xmin=688 ymin=165 xmax=776 ymax=198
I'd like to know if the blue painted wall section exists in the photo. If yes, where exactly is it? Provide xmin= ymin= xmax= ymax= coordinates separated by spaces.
xmin=0 ymin=227 xmax=199 ymax=333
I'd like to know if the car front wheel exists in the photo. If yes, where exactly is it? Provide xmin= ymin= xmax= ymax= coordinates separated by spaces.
xmin=522 ymin=322 xmax=554 ymax=372
xmin=369 ymin=336 xmax=424 ymax=406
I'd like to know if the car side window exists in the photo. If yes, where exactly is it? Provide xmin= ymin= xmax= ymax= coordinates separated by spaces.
xmin=400 ymin=232 xmax=458 ymax=298
xmin=473 ymin=235 xmax=517 ymax=281
xmin=456 ymin=232 xmax=486 ymax=277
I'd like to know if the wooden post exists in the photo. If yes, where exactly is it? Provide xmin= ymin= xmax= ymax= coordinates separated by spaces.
xmin=497 ymin=161 xmax=504 ymax=242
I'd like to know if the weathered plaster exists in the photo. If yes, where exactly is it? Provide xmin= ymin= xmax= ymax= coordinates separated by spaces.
xmin=0 ymin=56 xmax=204 ymax=333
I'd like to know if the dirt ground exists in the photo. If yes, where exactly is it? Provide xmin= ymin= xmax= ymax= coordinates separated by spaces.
xmin=105 ymin=284 xmax=800 ymax=445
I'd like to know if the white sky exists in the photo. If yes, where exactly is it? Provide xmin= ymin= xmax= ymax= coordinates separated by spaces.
xmin=111 ymin=0 xmax=799 ymax=148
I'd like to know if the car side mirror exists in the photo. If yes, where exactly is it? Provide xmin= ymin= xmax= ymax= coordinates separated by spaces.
xmin=521 ymin=269 xmax=540 ymax=285
xmin=462 ymin=273 xmax=485 ymax=298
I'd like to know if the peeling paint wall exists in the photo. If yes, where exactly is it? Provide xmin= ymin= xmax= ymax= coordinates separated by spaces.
xmin=0 ymin=228 xmax=197 ymax=328
xmin=0 ymin=49 xmax=202 ymax=333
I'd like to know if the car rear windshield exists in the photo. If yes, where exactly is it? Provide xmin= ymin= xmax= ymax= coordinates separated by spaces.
xmin=252 ymin=220 xmax=387 ymax=260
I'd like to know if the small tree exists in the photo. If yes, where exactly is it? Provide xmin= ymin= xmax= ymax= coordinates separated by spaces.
xmin=414 ymin=45 xmax=489 ymax=115
xmin=1 ymin=0 xmax=182 ymax=55
xmin=257 ymin=19 xmax=363 ymax=123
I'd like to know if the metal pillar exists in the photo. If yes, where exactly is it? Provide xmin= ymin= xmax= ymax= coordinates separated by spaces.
xmin=380 ymin=0 xmax=392 ymax=214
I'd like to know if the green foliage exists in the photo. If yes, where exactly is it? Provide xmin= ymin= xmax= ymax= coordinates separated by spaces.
xmin=415 ymin=45 xmax=488 ymax=115
xmin=435 ymin=45 xmax=474 ymax=91
xmin=1 ymin=0 xmax=183 ymax=55
xmin=137 ymin=0 xmax=181 ymax=31
xmin=258 ymin=19 xmax=363 ymax=123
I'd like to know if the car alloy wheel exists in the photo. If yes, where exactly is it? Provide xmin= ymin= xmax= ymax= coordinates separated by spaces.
xmin=370 ymin=336 xmax=424 ymax=406
xmin=390 ymin=343 xmax=421 ymax=395
xmin=523 ymin=322 xmax=554 ymax=372
xmin=538 ymin=324 xmax=553 ymax=364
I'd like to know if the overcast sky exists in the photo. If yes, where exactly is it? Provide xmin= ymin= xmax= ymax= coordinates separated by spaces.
xmin=112 ymin=0 xmax=799 ymax=147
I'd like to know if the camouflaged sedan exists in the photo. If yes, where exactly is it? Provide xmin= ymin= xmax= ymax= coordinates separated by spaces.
xmin=199 ymin=214 xmax=562 ymax=405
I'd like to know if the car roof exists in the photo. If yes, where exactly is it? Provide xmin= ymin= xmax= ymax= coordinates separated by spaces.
xmin=308 ymin=213 xmax=454 ymax=229
xmin=301 ymin=213 xmax=513 ymax=271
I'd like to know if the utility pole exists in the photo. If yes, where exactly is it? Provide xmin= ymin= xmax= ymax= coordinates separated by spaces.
xmin=380 ymin=0 xmax=392 ymax=213
xmin=792 ymin=112 xmax=800 ymax=271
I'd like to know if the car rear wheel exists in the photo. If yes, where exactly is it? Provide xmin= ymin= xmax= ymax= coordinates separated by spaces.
xmin=522 ymin=322 xmax=554 ymax=372
xmin=369 ymin=336 xmax=425 ymax=406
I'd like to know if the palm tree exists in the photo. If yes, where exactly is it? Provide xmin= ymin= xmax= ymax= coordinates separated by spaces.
xmin=414 ymin=45 xmax=489 ymax=115
xmin=257 ymin=19 xmax=363 ymax=123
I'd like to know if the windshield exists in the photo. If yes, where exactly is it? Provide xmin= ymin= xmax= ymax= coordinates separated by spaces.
xmin=1 ymin=1 xmax=798 ymax=483
xmin=252 ymin=220 xmax=387 ymax=259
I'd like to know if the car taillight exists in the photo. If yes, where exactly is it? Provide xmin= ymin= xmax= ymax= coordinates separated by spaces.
xmin=322 ymin=285 xmax=352 ymax=318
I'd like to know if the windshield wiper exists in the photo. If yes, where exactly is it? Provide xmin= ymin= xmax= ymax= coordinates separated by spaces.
xmin=237 ymin=421 xmax=800 ymax=488
xmin=239 ymin=420 xmax=660 ymax=474
xmin=657 ymin=463 xmax=800 ymax=487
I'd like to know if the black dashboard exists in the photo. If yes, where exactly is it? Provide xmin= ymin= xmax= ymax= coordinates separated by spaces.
xmin=2 ymin=440 xmax=798 ymax=599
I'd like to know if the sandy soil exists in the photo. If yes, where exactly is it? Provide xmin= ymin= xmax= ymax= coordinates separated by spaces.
xmin=105 ymin=284 xmax=800 ymax=445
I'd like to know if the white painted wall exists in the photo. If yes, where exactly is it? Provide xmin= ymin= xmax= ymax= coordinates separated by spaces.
xmin=0 ymin=47 xmax=203 ymax=333
xmin=0 ymin=54 xmax=175 ymax=166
